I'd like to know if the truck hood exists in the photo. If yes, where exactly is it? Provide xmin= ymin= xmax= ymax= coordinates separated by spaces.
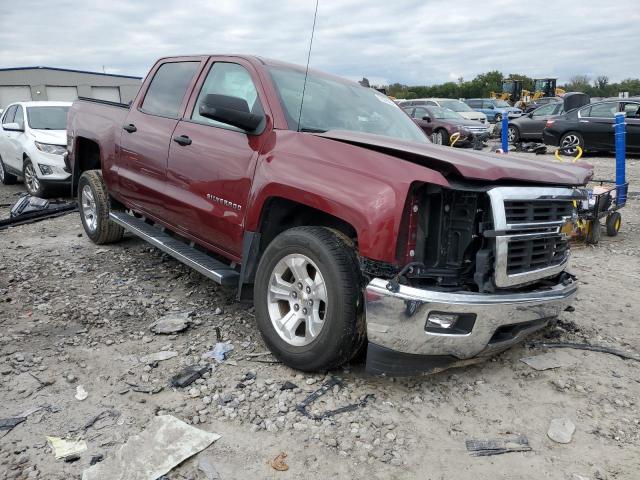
xmin=30 ymin=129 xmax=66 ymax=146
xmin=312 ymin=130 xmax=592 ymax=186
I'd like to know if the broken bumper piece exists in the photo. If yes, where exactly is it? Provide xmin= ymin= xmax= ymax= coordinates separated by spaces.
xmin=364 ymin=277 xmax=577 ymax=376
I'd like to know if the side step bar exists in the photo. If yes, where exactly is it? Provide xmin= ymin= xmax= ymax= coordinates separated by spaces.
xmin=109 ymin=211 xmax=239 ymax=286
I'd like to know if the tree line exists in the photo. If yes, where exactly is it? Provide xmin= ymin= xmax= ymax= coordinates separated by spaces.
xmin=383 ymin=72 xmax=640 ymax=100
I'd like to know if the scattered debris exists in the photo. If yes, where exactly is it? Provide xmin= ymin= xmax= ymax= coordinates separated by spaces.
xmin=280 ymin=381 xmax=298 ymax=391
xmin=296 ymin=377 xmax=374 ymax=421
xmin=202 ymin=342 xmax=234 ymax=362
xmin=81 ymin=415 xmax=221 ymax=480
xmin=140 ymin=351 xmax=179 ymax=363
xmin=149 ymin=313 xmax=192 ymax=334
xmin=0 ymin=195 xmax=77 ymax=230
xmin=465 ymin=435 xmax=532 ymax=456
xmin=198 ymin=454 xmax=221 ymax=479
xmin=520 ymin=350 xmax=578 ymax=371
xmin=548 ymin=417 xmax=575 ymax=444
xmin=270 ymin=452 xmax=289 ymax=471
xmin=82 ymin=409 xmax=120 ymax=431
xmin=47 ymin=436 xmax=88 ymax=460
xmin=89 ymin=454 xmax=104 ymax=466
xmin=75 ymin=385 xmax=89 ymax=401
xmin=535 ymin=342 xmax=640 ymax=362
xmin=171 ymin=365 xmax=209 ymax=388
xmin=0 ymin=416 xmax=26 ymax=438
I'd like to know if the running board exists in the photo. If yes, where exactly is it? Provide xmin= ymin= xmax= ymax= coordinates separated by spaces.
xmin=109 ymin=211 xmax=239 ymax=286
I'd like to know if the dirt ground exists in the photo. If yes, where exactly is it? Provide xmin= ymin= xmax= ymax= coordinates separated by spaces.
xmin=1 ymin=152 xmax=639 ymax=480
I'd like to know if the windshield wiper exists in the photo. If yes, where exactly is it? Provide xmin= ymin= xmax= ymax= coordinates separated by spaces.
xmin=299 ymin=127 xmax=328 ymax=133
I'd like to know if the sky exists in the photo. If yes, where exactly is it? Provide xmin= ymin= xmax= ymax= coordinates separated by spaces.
xmin=1 ymin=0 xmax=639 ymax=86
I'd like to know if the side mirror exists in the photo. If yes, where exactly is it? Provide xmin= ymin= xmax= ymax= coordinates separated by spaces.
xmin=422 ymin=116 xmax=431 ymax=122
xmin=488 ymin=105 xmax=495 ymax=110
xmin=199 ymin=94 xmax=263 ymax=132
xmin=3 ymin=122 xmax=23 ymax=132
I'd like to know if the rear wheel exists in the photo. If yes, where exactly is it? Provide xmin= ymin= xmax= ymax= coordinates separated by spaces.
xmin=78 ymin=170 xmax=124 ymax=244
xmin=0 ymin=155 xmax=17 ymax=185
xmin=560 ymin=131 xmax=584 ymax=155
xmin=507 ymin=125 xmax=520 ymax=143
xmin=606 ymin=212 xmax=621 ymax=236
xmin=432 ymin=129 xmax=450 ymax=146
xmin=254 ymin=227 xmax=364 ymax=371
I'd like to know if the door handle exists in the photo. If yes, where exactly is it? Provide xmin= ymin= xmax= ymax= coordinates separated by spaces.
xmin=123 ymin=124 xmax=137 ymax=133
xmin=173 ymin=135 xmax=192 ymax=146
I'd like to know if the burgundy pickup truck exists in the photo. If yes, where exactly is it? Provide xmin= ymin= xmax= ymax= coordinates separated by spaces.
xmin=66 ymin=55 xmax=591 ymax=375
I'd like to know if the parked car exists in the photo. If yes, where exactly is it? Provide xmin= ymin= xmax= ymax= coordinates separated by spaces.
xmin=403 ymin=105 xmax=489 ymax=146
xmin=464 ymin=98 xmax=522 ymax=123
xmin=520 ymin=96 xmax=562 ymax=114
xmin=67 ymin=54 xmax=589 ymax=376
xmin=0 ymin=101 xmax=72 ymax=196
xmin=398 ymin=98 xmax=487 ymax=123
xmin=543 ymin=98 xmax=640 ymax=154
xmin=507 ymin=102 xmax=565 ymax=143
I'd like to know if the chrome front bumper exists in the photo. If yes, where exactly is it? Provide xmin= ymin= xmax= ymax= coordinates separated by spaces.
xmin=365 ymin=277 xmax=577 ymax=374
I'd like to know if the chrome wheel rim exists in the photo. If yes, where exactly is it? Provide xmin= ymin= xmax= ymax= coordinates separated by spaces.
xmin=81 ymin=185 xmax=98 ymax=232
xmin=507 ymin=127 xmax=516 ymax=143
xmin=561 ymin=134 xmax=580 ymax=154
xmin=432 ymin=131 xmax=443 ymax=145
xmin=267 ymin=253 xmax=328 ymax=347
xmin=24 ymin=163 xmax=40 ymax=194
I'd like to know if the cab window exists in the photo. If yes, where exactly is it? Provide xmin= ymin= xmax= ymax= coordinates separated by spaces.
xmin=141 ymin=61 xmax=200 ymax=118
xmin=192 ymin=62 xmax=264 ymax=131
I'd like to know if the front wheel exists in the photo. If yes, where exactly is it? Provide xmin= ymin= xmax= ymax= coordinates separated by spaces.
xmin=432 ymin=129 xmax=450 ymax=146
xmin=78 ymin=170 xmax=124 ymax=244
xmin=253 ymin=227 xmax=364 ymax=371
xmin=508 ymin=125 xmax=520 ymax=143
xmin=23 ymin=158 xmax=47 ymax=197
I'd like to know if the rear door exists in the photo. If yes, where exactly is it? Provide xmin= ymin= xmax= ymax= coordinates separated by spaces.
xmin=622 ymin=101 xmax=640 ymax=152
xmin=118 ymin=58 xmax=204 ymax=217
xmin=165 ymin=58 xmax=270 ymax=258
xmin=521 ymin=103 xmax=561 ymax=138
xmin=578 ymin=101 xmax=618 ymax=150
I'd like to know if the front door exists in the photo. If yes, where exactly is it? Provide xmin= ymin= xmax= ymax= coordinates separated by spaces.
xmin=412 ymin=107 xmax=435 ymax=137
xmin=117 ymin=59 xmax=203 ymax=217
xmin=622 ymin=101 xmax=640 ymax=152
xmin=520 ymin=102 xmax=563 ymax=139
xmin=165 ymin=59 xmax=269 ymax=259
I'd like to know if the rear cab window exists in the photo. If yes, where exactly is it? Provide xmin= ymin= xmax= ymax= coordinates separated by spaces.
xmin=141 ymin=61 xmax=200 ymax=118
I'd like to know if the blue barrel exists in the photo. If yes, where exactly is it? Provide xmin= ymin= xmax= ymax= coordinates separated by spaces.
xmin=501 ymin=115 xmax=509 ymax=153
xmin=615 ymin=112 xmax=626 ymax=204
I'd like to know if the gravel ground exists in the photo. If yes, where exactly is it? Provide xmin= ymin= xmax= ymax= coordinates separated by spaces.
xmin=1 ymin=153 xmax=639 ymax=480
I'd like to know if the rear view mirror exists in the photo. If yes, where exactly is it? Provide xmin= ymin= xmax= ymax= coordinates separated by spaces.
xmin=422 ymin=116 xmax=431 ymax=122
xmin=3 ymin=122 xmax=23 ymax=132
xmin=199 ymin=94 xmax=263 ymax=132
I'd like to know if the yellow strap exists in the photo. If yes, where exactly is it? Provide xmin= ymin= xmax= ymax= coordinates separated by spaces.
xmin=450 ymin=132 xmax=461 ymax=147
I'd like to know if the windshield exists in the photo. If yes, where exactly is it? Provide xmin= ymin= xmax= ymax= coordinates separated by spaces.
xmin=268 ymin=66 xmax=428 ymax=143
xmin=494 ymin=100 xmax=510 ymax=108
xmin=438 ymin=99 xmax=473 ymax=112
xmin=26 ymin=106 xmax=70 ymax=130
xmin=427 ymin=106 xmax=464 ymax=120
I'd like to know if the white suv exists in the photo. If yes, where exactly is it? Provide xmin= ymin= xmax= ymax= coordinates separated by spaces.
xmin=0 ymin=101 xmax=72 ymax=197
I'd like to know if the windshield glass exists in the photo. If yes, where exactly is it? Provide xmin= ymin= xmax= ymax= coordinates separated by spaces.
xmin=268 ymin=66 xmax=428 ymax=143
xmin=438 ymin=99 xmax=473 ymax=112
xmin=27 ymin=106 xmax=70 ymax=130
xmin=428 ymin=106 xmax=464 ymax=120
xmin=494 ymin=100 xmax=510 ymax=108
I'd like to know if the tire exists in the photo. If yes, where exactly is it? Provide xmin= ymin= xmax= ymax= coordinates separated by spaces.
xmin=432 ymin=129 xmax=450 ymax=146
xmin=494 ymin=113 xmax=502 ymax=123
xmin=559 ymin=131 xmax=584 ymax=155
xmin=507 ymin=125 xmax=520 ymax=143
xmin=0 ymin=155 xmax=18 ymax=185
xmin=253 ymin=226 xmax=365 ymax=372
xmin=23 ymin=158 xmax=48 ymax=197
xmin=606 ymin=212 xmax=621 ymax=237
xmin=78 ymin=170 xmax=124 ymax=244
xmin=585 ymin=220 xmax=601 ymax=245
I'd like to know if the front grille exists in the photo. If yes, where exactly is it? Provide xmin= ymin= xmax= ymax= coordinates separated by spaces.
xmin=488 ymin=187 xmax=583 ymax=288
xmin=504 ymin=200 xmax=574 ymax=224
xmin=507 ymin=235 xmax=569 ymax=274
xmin=466 ymin=126 xmax=489 ymax=133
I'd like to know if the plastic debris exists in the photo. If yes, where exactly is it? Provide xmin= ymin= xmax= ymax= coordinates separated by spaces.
xmin=170 ymin=366 xmax=209 ymax=388
xmin=47 ymin=436 xmax=88 ymax=460
xmin=75 ymin=385 xmax=89 ymax=401
xmin=535 ymin=342 xmax=640 ymax=362
xmin=140 ymin=351 xmax=179 ymax=363
xmin=201 ymin=342 xmax=234 ymax=363
xmin=149 ymin=313 xmax=191 ymax=334
xmin=0 ymin=195 xmax=77 ymax=231
xmin=0 ymin=416 xmax=26 ymax=438
xmin=81 ymin=415 xmax=220 ymax=480
xmin=270 ymin=452 xmax=289 ymax=471
xmin=465 ymin=435 xmax=531 ymax=456
xmin=548 ymin=418 xmax=575 ymax=444
xmin=520 ymin=351 xmax=578 ymax=371
xmin=198 ymin=454 xmax=221 ymax=479
xmin=280 ymin=381 xmax=298 ymax=391
xmin=296 ymin=377 xmax=374 ymax=420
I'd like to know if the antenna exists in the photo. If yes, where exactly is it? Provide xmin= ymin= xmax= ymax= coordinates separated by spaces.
xmin=297 ymin=0 xmax=319 ymax=131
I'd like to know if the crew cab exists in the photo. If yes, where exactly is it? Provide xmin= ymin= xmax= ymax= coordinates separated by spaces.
xmin=66 ymin=55 xmax=592 ymax=376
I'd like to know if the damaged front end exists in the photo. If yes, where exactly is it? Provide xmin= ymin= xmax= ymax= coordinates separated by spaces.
xmin=364 ymin=183 xmax=584 ymax=376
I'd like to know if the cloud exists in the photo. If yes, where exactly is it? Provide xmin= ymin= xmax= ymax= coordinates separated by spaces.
xmin=0 ymin=0 xmax=638 ymax=86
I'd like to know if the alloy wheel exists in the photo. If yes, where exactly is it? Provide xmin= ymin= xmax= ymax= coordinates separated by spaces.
xmin=561 ymin=134 xmax=580 ymax=154
xmin=432 ymin=131 xmax=443 ymax=145
xmin=507 ymin=126 xmax=517 ymax=143
xmin=24 ymin=162 xmax=40 ymax=195
xmin=266 ymin=253 xmax=328 ymax=347
xmin=81 ymin=184 xmax=98 ymax=232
